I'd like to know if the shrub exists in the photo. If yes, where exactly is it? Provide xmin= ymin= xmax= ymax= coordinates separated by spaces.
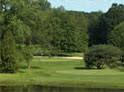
xmin=84 ymin=45 xmax=122 ymax=69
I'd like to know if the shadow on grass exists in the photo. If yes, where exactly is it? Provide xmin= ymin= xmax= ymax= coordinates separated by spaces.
xmin=31 ymin=66 xmax=41 ymax=69
xmin=116 ymin=63 xmax=124 ymax=72
xmin=18 ymin=66 xmax=42 ymax=73
xmin=18 ymin=70 xmax=26 ymax=73
xmin=20 ymin=65 xmax=41 ymax=70
xmin=74 ymin=67 xmax=98 ymax=70
xmin=119 ymin=69 xmax=124 ymax=72
xmin=118 ymin=67 xmax=124 ymax=72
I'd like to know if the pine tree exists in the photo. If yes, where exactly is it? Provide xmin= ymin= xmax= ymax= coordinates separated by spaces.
xmin=0 ymin=30 xmax=18 ymax=73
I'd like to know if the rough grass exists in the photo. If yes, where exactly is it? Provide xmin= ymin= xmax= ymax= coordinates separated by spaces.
xmin=0 ymin=56 xmax=124 ymax=89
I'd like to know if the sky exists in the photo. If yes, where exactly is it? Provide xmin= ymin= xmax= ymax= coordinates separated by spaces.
xmin=48 ymin=0 xmax=124 ymax=12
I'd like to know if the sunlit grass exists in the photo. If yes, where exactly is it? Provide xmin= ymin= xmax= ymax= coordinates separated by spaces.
xmin=0 ymin=56 xmax=123 ymax=89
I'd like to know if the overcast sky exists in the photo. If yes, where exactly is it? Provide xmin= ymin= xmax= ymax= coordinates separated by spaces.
xmin=48 ymin=0 xmax=124 ymax=12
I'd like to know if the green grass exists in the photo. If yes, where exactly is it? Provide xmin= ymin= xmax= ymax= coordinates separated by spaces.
xmin=0 ymin=56 xmax=124 ymax=89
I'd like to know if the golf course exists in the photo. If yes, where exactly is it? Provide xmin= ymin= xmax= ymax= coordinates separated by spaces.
xmin=0 ymin=56 xmax=123 ymax=90
xmin=0 ymin=0 xmax=124 ymax=92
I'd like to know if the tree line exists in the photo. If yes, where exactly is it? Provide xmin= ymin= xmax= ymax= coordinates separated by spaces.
xmin=0 ymin=0 xmax=124 ymax=72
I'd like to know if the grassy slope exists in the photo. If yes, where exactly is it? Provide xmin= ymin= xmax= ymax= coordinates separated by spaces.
xmin=0 ymin=56 xmax=124 ymax=89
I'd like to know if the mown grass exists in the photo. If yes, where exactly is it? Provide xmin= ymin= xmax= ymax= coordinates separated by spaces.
xmin=0 ymin=56 xmax=124 ymax=89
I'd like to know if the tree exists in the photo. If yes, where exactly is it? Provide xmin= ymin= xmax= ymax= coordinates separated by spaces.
xmin=92 ymin=4 xmax=124 ymax=44
xmin=0 ymin=30 xmax=18 ymax=73
xmin=108 ymin=21 xmax=124 ymax=50
xmin=108 ymin=21 xmax=124 ymax=65
xmin=0 ymin=0 xmax=9 ymax=12
xmin=84 ymin=45 xmax=122 ymax=69
xmin=38 ymin=0 xmax=51 ymax=10
xmin=22 ymin=46 xmax=33 ymax=69
xmin=8 ymin=16 xmax=31 ymax=44
xmin=87 ymin=12 xmax=102 ymax=46
xmin=42 ymin=11 xmax=89 ymax=53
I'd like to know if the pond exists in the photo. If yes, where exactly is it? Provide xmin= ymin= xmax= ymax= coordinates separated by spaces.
xmin=0 ymin=85 xmax=123 ymax=92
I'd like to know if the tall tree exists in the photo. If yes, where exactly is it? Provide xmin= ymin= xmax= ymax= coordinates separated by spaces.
xmin=0 ymin=30 xmax=17 ymax=73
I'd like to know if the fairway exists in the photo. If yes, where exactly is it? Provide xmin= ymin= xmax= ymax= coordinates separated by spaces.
xmin=0 ymin=56 xmax=123 ymax=89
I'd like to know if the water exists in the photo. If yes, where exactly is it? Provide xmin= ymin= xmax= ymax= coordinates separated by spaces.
xmin=0 ymin=85 xmax=123 ymax=92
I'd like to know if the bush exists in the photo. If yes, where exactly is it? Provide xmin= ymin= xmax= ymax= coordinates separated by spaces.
xmin=84 ymin=45 xmax=122 ymax=69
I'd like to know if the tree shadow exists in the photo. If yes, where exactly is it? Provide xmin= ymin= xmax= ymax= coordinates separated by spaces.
xmin=18 ymin=66 xmax=42 ymax=73
xmin=18 ymin=70 xmax=26 ymax=73
xmin=117 ymin=66 xmax=124 ymax=72
xmin=119 ymin=68 xmax=124 ymax=72
xmin=31 ymin=66 xmax=41 ymax=69
xmin=116 ymin=63 xmax=124 ymax=72
xmin=20 ymin=65 xmax=41 ymax=70
xmin=74 ymin=67 xmax=98 ymax=70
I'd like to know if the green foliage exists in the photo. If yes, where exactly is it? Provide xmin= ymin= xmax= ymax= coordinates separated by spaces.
xmin=89 ymin=4 xmax=124 ymax=45
xmin=8 ymin=16 xmax=31 ymax=43
xmin=38 ymin=0 xmax=51 ymax=10
xmin=84 ymin=45 xmax=122 ymax=69
xmin=42 ymin=11 xmax=89 ymax=53
xmin=108 ymin=21 xmax=124 ymax=50
xmin=108 ymin=22 xmax=124 ymax=65
xmin=0 ymin=31 xmax=18 ymax=73
xmin=22 ymin=46 xmax=33 ymax=69
xmin=0 ymin=1 xmax=123 ymax=56
xmin=17 ymin=45 xmax=33 ymax=69
xmin=87 ymin=12 xmax=102 ymax=46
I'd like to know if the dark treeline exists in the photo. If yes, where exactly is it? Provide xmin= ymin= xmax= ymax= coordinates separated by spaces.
xmin=0 ymin=0 xmax=124 ymax=72
xmin=90 ymin=4 xmax=124 ymax=45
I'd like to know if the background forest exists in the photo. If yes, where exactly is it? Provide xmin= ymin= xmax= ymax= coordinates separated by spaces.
xmin=0 ymin=0 xmax=124 ymax=54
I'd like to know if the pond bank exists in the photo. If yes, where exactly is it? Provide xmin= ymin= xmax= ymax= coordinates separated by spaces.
xmin=0 ymin=85 xmax=124 ymax=92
